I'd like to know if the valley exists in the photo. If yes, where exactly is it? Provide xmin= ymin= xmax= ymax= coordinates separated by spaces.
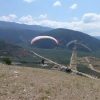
xmin=0 ymin=21 xmax=100 ymax=99
xmin=1 ymin=1 xmax=100 ymax=99
xmin=28 ymin=49 xmax=100 ymax=79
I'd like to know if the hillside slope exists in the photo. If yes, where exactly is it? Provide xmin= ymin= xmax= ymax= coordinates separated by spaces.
xmin=33 ymin=28 xmax=100 ymax=52
xmin=0 ymin=39 xmax=32 ymax=58
xmin=0 ymin=63 xmax=100 ymax=100
xmin=0 ymin=28 xmax=41 ymax=45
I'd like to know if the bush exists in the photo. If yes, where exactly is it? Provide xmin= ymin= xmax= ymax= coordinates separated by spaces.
xmin=3 ymin=58 xmax=12 ymax=65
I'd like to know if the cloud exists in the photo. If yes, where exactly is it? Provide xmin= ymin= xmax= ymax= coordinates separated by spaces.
xmin=23 ymin=0 xmax=35 ymax=3
xmin=9 ymin=14 xmax=17 ymax=19
xmin=19 ymin=13 xmax=100 ymax=36
xmin=19 ymin=15 xmax=37 ymax=24
xmin=53 ymin=1 xmax=61 ymax=7
xmin=0 ymin=16 xmax=10 ymax=21
xmin=38 ymin=20 xmax=82 ymax=31
xmin=71 ymin=17 xmax=78 ymax=21
xmin=0 ymin=14 xmax=17 ymax=21
xmin=82 ymin=13 xmax=100 ymax=23
xmin=39 ymin=14 xmax=47 ymax=19
xmin=41 ymin=20 xmax=100 ymax=36
xmin=19 ymin=15 xmax=39 ymax=25
xmin=70 ymin=4 xmax=77 ymax=9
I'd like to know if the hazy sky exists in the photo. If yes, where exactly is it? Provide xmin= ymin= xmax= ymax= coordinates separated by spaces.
xmin=0 ymin=0 xmax=100 ymax=36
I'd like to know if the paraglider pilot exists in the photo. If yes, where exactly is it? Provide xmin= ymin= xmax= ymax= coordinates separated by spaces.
xmin=41 ymin=59 xmax=44 ymax=65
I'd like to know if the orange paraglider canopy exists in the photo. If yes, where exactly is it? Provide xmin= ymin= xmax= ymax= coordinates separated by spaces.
xmin=31 ymin=36 xmax=58 ymax=45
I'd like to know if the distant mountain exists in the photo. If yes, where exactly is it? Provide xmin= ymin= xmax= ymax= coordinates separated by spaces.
xmin=0 ymin=39 xmax=32 ymax=58
xmin=0 ymin=28 xmax=42 ymax=45
xmin=1 ymin=21 xmax=100 ymax=52
xmin=0 ymin=21 xmax=53 ymax=46
xmin=32 ymin=28 xmax=100 ymax=52
xmin=0 ymin=21 xmax=53 ymax=32
xmin=94 ymin=36 xmax=100 ymax=40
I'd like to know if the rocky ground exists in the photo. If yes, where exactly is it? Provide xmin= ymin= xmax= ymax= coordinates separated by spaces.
xmin=0 ymin=63 xmax=100 ymax=100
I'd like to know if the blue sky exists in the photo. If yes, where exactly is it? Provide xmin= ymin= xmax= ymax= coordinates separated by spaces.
xmin=0 ymin=0 xmax=100 ymax=36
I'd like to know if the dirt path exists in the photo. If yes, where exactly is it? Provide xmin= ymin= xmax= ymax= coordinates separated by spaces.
xmin=85 ymin=57 xmax=100 ymax=73
xmin=30 ymin=50 xmax=67 ymax=69
xmin=69 ymin=51 xmax=77 ymax=70
xmin=30 ymin=50 xmax=99 ymax=80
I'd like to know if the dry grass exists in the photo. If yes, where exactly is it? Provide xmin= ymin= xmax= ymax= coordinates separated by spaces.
xmin=0 ymin=63 xmax=100 ymax=100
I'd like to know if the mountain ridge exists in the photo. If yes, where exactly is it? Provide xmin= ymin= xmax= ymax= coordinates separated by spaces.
xmin=0 ymin=21 xmax=100 ymax=52
xmin=94 ymin=36 xmax=100 ymax=40
xmin=33 ymin=28 xmax=100 ymax=52
xmin=0 ymin=28 xmax=42 ymax=45
xmin=0 ymin=21 xmax=53 ymax=32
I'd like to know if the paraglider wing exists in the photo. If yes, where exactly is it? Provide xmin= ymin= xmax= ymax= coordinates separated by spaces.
xmin=31 ymin=36 xmax=58 ymax=45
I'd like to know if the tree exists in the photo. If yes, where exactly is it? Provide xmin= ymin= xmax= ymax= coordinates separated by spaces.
xmin=3 ymin=58 xmax=12 ymax=65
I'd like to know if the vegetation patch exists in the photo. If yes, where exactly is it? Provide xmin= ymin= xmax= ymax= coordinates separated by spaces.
xmin=3 ymin=57 xmax=12 ymax=65
xmin=77 ymin=64 xmax=100 ymax=78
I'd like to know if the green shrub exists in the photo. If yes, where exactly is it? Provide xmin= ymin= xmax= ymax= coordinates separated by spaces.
xmin=3 ymin=58 xmax=12 ymax=65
